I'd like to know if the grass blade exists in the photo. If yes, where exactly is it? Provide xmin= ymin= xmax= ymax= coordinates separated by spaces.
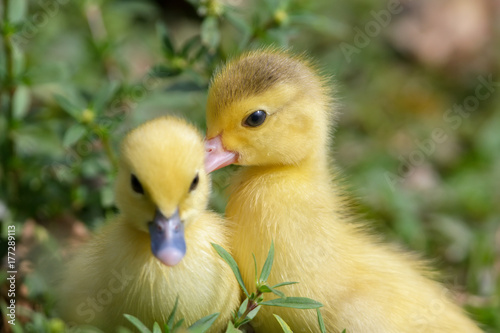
xmin=259 ymin=241 xmax=274 ymax=282
xmin=317 ymin=309 xmax=326 ymax=333
xmin=274 ymin=315 xmax=293 ymax=333
xmin=167 ymin=296 xmax=180 ymax=328
xmin=260 ymin=297 xmax=323 ymax=309
xmin=187 ymin=313 xmax=219 ymax=333
xmin=152 ymin=322 xmax=162 ymax=333
xmin=271 ymin=281 xmax=299 ymax=289
xmin=212 ymin=243 xmax=249 ymax=297
xmin=123 ymin=314 xmax=152 ymax=333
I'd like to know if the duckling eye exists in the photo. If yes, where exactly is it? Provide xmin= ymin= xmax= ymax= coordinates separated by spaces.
xmin=131 ymin=174 xmax=144 ymax=194
xmin=243 ymin=110 xmax=267 ymax=127
xmin=189 ymin=173 xmax=199 ymax=192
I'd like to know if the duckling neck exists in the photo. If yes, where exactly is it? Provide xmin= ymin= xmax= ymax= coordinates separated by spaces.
xmin=246 ymin=145 xmax=331 ymax=179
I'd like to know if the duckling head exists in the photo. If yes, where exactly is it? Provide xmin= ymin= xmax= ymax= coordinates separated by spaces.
xmin=115 ymin=117 xmax=209 ymax=266
xmin=205 ymin=50 xmax=333 ymax=173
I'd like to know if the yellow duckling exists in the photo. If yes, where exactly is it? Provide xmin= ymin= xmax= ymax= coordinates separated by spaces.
xmin=60 ymin=117 xmax=239 ymax=332
xmin=204 ymin=50 xmax=481 ymax=332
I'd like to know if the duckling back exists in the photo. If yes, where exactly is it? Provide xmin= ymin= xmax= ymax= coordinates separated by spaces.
xmin=59 ymin=116 xmax=240 ymax=332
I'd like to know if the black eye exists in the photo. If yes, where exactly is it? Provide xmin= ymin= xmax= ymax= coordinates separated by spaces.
xmin=189 ymin=173 xmax=199 ymax=192
xmin=243 ymin=110 xmax=267 ymax=127
xmin=131 ymin=174 xmax=144 ymax=194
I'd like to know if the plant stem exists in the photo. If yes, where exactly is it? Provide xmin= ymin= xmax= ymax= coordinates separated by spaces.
xmin=101 ymin=133 xmax=117 ymax=170
xmin=234 ymin=292 xmax=262 ymax=328
xmin=1 ymin=0 xmax=19 ymax=204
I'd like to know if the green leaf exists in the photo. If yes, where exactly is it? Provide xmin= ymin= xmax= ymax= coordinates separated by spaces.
xmin=181 ymin=35 xmax=201 ymax=58
xmin=167 ymin=296 xmax=180 ymax=328
xmin=13 ymin=85 xmax=30 ymax=120
xmin=201 ymin=16 xmax=220 ymax=51
xmin=274 ymin=315 xmax=293 ymax=333
xmin=252 ymin=253 xmax=258 ymax=284
xmin=212 ymin=243 xmax=249 ymax=297
xmin=258 ymin=284 xmax=285 ymax=298
xmin=123 ymin=314 xmax=152 ymax=333
xmin=245 ymin=305 xmax=261 ymax=321
xmin=93 ymin=81 xmax=120 ymax=113
xmin=187 ymin=313 xmax=219 ymax=333
xmin=157 ymin=23 xmax=175 ymax=58
xmin=237 ymin=298 xmax=249 ymax=318
xmin=63 ymin=124 xmax=87 ymax=148
xmin=271 ymin=281 xmax=298 ymax=289
xmin=317 ymin=309 xmax=326 ymax=333
xmin=152 ymin=322 xmax=162 ymax=333
xmin=259 ymin=241 xmax=274 ymax=282
xmin=225 ymin=321 xmax=241 ymax=333
xmin=150 ymin=65 xmax=182 ymax=78
xmin=269 ymin=286 xmax=285 ymax=298
xmin=173 ymin=319 xmax=184 ymax=331
xmin=55 ymin=94 xmax=84 ymax=120
xmin=8 ymin=0 xmax=27 ymax=23
xmin=259 ymin=297 xmax=323 ymax=309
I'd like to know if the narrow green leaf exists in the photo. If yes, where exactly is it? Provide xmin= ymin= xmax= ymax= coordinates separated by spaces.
xmin=173 ymin=319 xmax=184 ymax=331
xmin=152 ymin=322 xmax=162 ymax=333
xmin=212 ymin=243 xmax=249 ymax=297
xmin=150 ymin=65 xmax=182 ymax=78
xmin=252 ymin=253 xmax=258 ymax=285
xmin=181 ymin=35 xmax=201 ymax=58
xmin=258 ymin=284 xmax=284 ymax=298
xmin=93 ymin=81 xmax=120 ymax=113
xmin=237 ymin=298 xmax=249 ymax=318
xmin=258 ymin=284 xmax=273 ymax=293
xmin=271 ymin=281 xmax=298 ymax=289
xmin=200 ymin=16 xmax=220 ymax=51
xmin=63 ymin=124 xmax=87 ymax=148
xmin=168 ymin=296 xmax=180 ymax=328
xmin=13 ymin=85 xmax=30 ymax=120
xmin=317 ymin=309 xmax=326 ymax=333
xmin=245 ymin=305 xmax=261 ymax=321
xmin=273 ymin=315 xmax=293 ymax=333
xmin=259 ymin=297 xmax=323 ymax=309
xmin=187 ymin=313 xmax=219 ymax=333
xmin=225 ymin=321 xmax=241 ymax=333
xmin=123 ymin=314 xmax=152 ymax=333
xmin=55 ymin=94 xmax=83 ymax=120
xmin=157 ymin=23 xmax=175 ymax=58
xmin=269 ymin=287 xmax=285 ymax=299
xmin=259 ymin=241 xmax=274 ymax=282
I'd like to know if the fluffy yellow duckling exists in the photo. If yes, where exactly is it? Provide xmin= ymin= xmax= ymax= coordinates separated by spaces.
xmin=60 ymin=117 xmax=239 ymax=332
xmin=204 ymin=50 xmax=481 ymax=332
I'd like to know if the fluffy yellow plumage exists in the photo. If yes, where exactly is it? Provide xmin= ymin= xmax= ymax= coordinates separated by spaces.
xmin=59 ymin=116 xmax=239 ymax=332
xmin=205 ymin=50 xmax=482 ymax=332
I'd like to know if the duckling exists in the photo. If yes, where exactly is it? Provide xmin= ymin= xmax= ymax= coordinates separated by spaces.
xmin=204 ymin=50 xmax=481 ymax=332
xmin=59 ymin=117 xmax=240 ymax=332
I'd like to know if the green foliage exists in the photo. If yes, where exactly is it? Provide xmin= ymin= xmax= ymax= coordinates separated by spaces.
xmin=124 ymin=312 xmax=218 ymax=333
xmin=0 ymin=0 xmax=498 ymax=332
xmin=212 ymin=242 xmax=324 ymax=331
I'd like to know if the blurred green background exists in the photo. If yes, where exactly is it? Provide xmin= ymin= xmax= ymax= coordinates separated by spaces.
xmin=1 ymin=0 xmax=499 ymax=331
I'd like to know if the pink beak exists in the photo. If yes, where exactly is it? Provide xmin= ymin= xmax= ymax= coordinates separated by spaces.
xmin=205 ymin=136 xmax=238 ymax=173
